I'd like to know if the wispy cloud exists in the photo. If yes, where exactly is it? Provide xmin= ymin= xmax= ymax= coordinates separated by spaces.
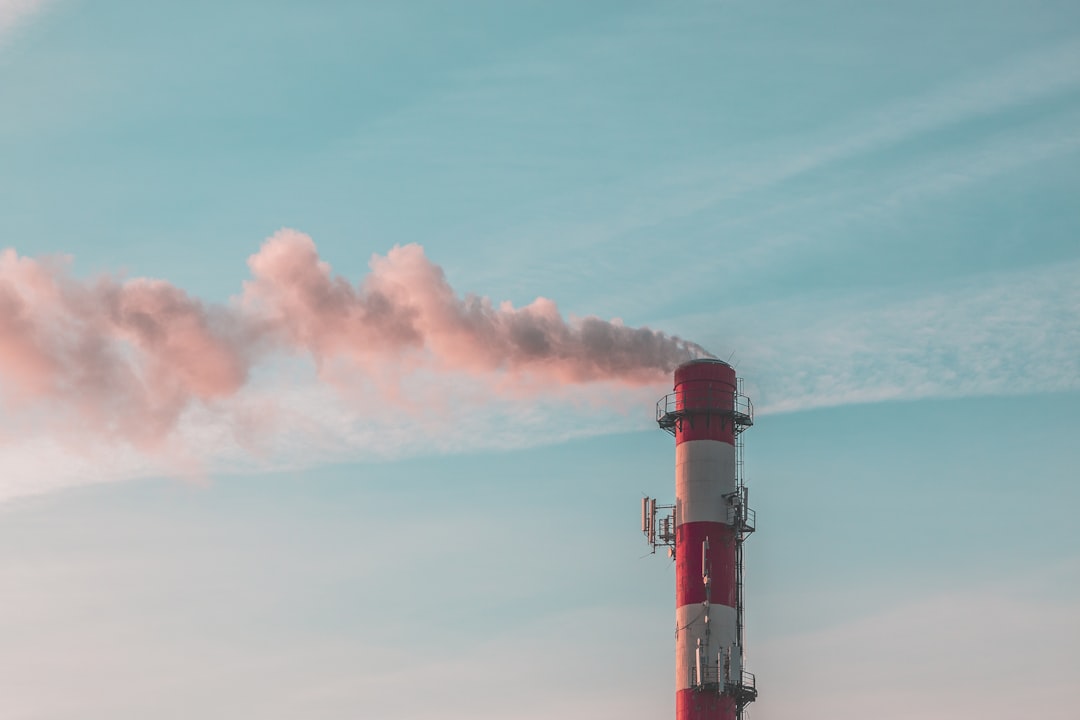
xmin=737 ymin=37 xmax=1080 ymax=193
xmin=620 ymin=109 xmax=1080 ymax=317
xmin=682 ymin=258 xmax=1080 ymax=415
xmin=0 ymin=363 xmax=666 ymax=503
xmin=451 ymin=37 xmax=1080 ymax=305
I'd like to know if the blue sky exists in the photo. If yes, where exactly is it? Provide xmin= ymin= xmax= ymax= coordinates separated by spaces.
xmin=1 ymin=2 xmax=1078 ymax=718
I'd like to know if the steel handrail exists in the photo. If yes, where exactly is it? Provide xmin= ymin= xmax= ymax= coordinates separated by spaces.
xmin=656 ymin=390 xmax=754 ymax=429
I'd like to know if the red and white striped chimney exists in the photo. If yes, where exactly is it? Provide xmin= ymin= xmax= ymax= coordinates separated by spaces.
xmin=652 ymin=358 xmax=756 ymax=720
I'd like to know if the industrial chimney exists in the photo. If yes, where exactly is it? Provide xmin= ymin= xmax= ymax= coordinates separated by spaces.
xmin=643 ymin=359 xmax=757 ymax=720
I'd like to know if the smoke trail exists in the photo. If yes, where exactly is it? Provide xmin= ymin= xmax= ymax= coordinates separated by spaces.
xmin=0 ymin=248 xmax=259 ymax=445
xmin=0 ymin=230 xmax=707 ymax=447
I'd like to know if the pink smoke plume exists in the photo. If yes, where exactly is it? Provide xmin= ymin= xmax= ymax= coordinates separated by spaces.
xmin=0 ymin=230 xmax=708 ymax=447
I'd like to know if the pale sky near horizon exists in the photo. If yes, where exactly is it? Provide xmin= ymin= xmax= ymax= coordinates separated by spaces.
xmin=1 ymin=2 xmax=1078 ymax=719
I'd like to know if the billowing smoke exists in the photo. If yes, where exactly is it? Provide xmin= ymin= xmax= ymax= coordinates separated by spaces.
xmin=0 ymin=229 xmax=708 ymax=447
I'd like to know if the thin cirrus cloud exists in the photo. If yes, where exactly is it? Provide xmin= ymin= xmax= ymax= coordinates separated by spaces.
xmin=0 ymin=360 xmax=670 ymax=504
xmin=457 ymin=36 xmax=1080 ymax=289
xmin=683 ymin=257 xmax=1080 ymax=415
xmin=585 ymin=109 xmax=1080 ymax=325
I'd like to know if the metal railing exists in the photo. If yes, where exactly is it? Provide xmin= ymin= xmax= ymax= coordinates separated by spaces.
xmin=727 ymin=504 xmax=756 ymax=534
xmin=689 ymin=666 xmax=757 ymax=698
xmin=656 ymin=390 xmax=754 ymax=434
